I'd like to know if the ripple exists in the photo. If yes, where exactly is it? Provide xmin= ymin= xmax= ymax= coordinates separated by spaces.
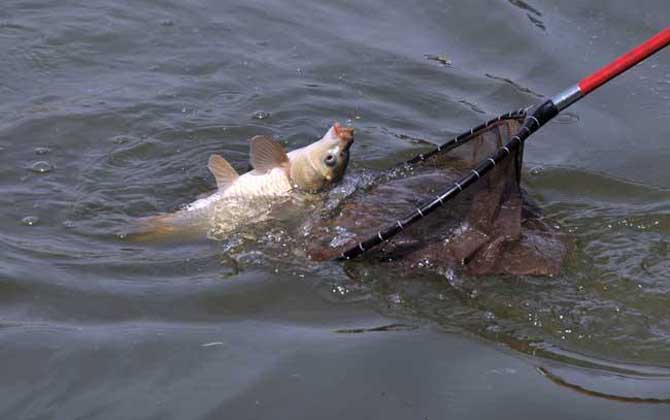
xmin=252 ymin=111 xmax=271 ymax=120
xmin=458 ymin=99 xmax=486 ymax=115
xmin=29 ymin=161 xmax=54 ymax=173
xmin=424 ymin=54 xmax=452 ymax=67
xmin=485 ymin=73 xmax=544 ymax=99
xmin=508 ymin=0 xmax=542 ymax=16
xmin=526 ymin=13 xmax=546 ymax=31
xmin=554 ymin=112 xmax=581 ymax=125
xmin=34 ymin=146 xmax=51 ymax=155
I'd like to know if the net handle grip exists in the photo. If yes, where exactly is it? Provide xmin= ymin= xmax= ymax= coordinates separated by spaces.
xmin=578 ymin=28 xmax=670 ymax=95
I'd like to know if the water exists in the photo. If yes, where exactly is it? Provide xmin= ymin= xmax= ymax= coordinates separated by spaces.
xmin=2 ymin=0 xmax=670 ymax=418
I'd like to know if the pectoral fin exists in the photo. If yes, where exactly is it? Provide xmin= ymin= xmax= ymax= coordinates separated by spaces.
xmin=249 ymin=135 xmax=289 ymax=172
xmin=208 ymin=154 xmax=239 ymax=190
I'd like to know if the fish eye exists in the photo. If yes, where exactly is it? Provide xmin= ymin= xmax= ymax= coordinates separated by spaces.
xmin=324 ymin=154 xmax=336 ymax=167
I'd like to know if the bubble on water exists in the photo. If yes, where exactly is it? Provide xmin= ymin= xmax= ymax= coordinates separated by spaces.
xmin=529 ymin=166 xmax=544 ymax=176
xmin=34 ymin=146 xmax=51 ymax=155
xmin=252 ymin=111 xmax=270 ymax=120
xmin=29 ymin=161 xmax=54 ymax=173
xmin=331 ymin=285 xmax=350 ymax=296
xmin=21 ymin=216 xmax=39 ymax=226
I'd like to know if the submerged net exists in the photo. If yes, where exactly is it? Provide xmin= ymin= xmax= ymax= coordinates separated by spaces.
xmin=304 ymin=111 xmax=564 ymax=276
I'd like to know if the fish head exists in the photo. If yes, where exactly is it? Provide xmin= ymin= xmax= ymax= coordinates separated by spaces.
xmin=289 ymin=122 xmax=354 ymax=193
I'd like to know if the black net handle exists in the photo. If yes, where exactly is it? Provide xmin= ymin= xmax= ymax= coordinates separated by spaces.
xmin=335 ymin=101 xmax=558 ymax=261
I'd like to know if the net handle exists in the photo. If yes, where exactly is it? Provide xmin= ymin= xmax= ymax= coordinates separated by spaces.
xmin=579 ymin=28 xmax=670 ymax=95
xmin=553 ymin=28 xmax=670 ymax=111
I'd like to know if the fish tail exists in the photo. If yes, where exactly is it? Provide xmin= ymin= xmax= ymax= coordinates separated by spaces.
xmin=127 ymin=212 xmax=204 ymax=242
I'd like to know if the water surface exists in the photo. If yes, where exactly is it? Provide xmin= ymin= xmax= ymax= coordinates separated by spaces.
xmin=2 ymin=0 xmax=670 ymax=418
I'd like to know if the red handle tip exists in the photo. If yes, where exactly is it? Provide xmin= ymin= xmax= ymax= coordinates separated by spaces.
xmin=578 ymin=28 xmax=670 ymax=95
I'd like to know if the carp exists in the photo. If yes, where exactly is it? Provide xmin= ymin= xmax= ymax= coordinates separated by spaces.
xmin=137 ymin=123 xmax=354 ymax=238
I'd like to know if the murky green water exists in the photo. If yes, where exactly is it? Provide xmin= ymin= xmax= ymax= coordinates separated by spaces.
xmin=2 ymin=0 xmax=670 ymax=418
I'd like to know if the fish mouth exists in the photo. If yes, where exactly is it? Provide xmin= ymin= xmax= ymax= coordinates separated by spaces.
xmin=333 ymin=122 xmax=354 ymax=150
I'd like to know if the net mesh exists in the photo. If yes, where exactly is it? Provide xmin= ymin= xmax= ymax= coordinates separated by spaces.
xmin=305 ymin=116 xmax=564 ymax=276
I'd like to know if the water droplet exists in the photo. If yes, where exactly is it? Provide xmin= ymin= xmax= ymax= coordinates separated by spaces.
xmin=29 ymin=161 xmax=54 ymax=173
xmin=21 ymin=216 xmax=39 ymax=226
xmin=252 ymin=111 xmax=270 ymax=120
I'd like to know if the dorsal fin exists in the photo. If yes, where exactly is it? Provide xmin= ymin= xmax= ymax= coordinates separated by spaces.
xmin=208 ymin=154 xmax=239 ymax=190
xmin=249 ymin=135 xmax=289 ymax=172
